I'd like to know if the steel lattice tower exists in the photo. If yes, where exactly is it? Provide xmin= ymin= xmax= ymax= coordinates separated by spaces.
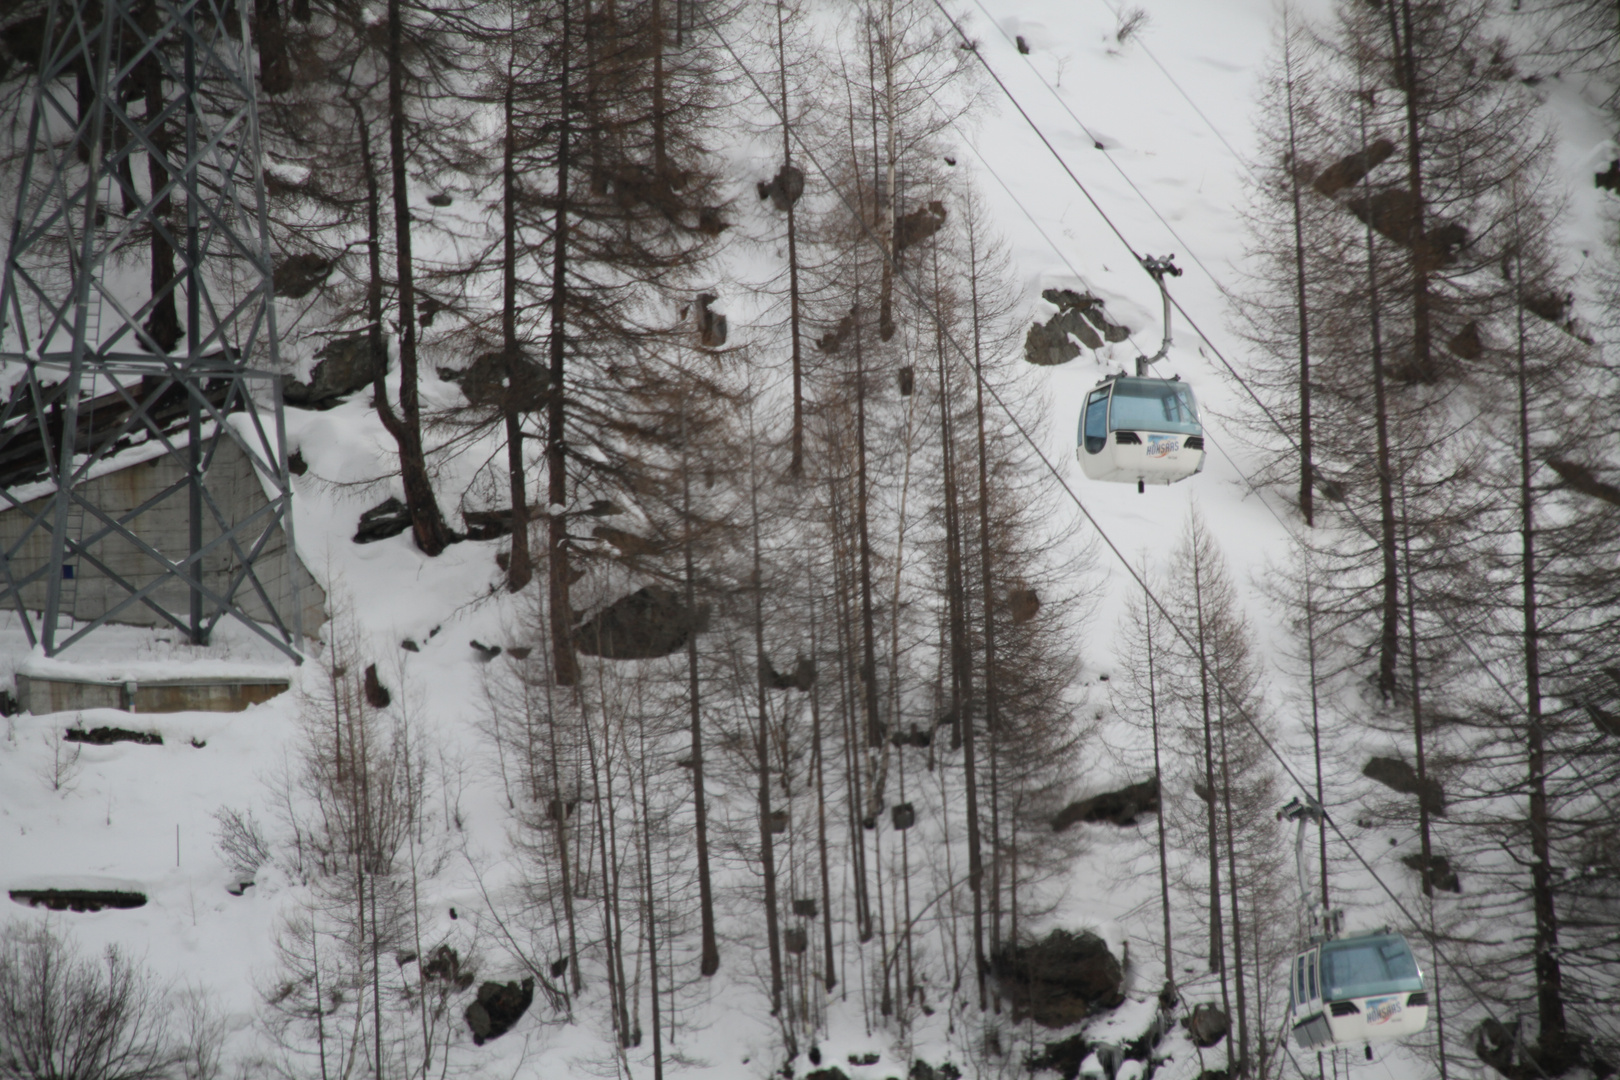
xmin=0 ymin=0 xmax=302 ymax=658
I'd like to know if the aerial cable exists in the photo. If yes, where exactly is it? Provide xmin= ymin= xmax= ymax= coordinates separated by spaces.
xmin=941 ymin=0 xmax=1620 ymax=825
xmin=966 ymin=0 xmax=1253 ymax=305
xmin=706 ymin=12 xmax=1566 ymax=1062
xmin=926 ymin=10 xmax=1608 ymax=1052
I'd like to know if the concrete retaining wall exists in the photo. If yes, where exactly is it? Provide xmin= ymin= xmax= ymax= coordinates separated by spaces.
xmin=0 ymin=437 xmax=326 ymax=636
xmin=16 ymin=672 xmax=290 ymax=714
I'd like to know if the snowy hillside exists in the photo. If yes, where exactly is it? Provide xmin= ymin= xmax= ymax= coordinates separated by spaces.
xmin=3 ymin=0 xmax=1617 ymax=1079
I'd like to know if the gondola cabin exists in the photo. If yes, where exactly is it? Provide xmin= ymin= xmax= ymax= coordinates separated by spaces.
xmin=1288 ymin=932 xmax=1429 ymax=1050
xmin=1077 ymin=375 xmax=1205 ymax=489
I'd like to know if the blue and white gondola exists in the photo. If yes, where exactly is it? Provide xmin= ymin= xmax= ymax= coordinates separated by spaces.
xmin=1287 ymin=931 xmax=1430 ymax=1050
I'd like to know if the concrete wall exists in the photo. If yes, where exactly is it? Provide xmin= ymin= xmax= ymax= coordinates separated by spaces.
xmin=16 ymin=672 xmax=290 ymax=714
xmin=0 ymin=437 xmax=326 ymax=637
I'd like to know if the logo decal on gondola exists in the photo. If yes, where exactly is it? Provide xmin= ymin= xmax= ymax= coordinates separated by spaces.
xmin=1147 ymin=435 xmax=1180 ymax=458
xmin=1365 ymin=996 xmax=1402 ymax=1025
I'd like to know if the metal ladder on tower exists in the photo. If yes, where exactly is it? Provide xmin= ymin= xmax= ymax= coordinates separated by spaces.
xmin=57 ymin=169 xmax=115 ymax=634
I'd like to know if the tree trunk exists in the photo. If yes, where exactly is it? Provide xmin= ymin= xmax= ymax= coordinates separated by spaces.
xmin=1355 ymin=77 xmax=1400 ymax=701
xmin=777 ymin=1 xmax=804 ymax=477
xmin=750 ymin=445 xmax=784 ymax=1014
xmin=548 ymin=0 xmax=579 ymax=685
xmin=1283 ymin=17 xmax=1313 ymax=527
xmin=501 ymin=69 xmax=533 ymax=592
xmin=1387 ymin=0 xmax=1436 ymax=384
xmin=682 ymin=396 xmax=719 ymax=975
xmin=1193 ymin=547 xmax=1224 ymax=974
xmin=1512 ymin=233 xmax=1566 ymax=1065
xmin=936 ymin=271 xmax=984 ymax=1008
xmin=385 ymin=0 xmax=453 ymax=556
xmin=1218 ymin=685 xmax=1249 ymax=1076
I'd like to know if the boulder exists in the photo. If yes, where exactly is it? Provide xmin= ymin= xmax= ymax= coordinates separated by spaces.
xmin=1024 ymin=290 xmax=1129 ymax=367
xmin=285 ymin=334 xmax=385 ymax=410
xmin=1024 ymin=1032 xmax=1089 ymax=1080
xmin=1051 ymin=777 xmax=1159 ymax=831
xmin=761 ymin=655 xmax=816 ymax=692
xmin=695 ymin=293 xmax=727 ymax=348
xmin=1183 ymin=1003 xmax=1229 ymax=1048
xmin=273 ymin=253 xmax=333 ymax=299
xmin=895 ymin=201 xmax=948 ymax=253
xmin=991 ymin=929 xmax=1124 ymax=1028
xmin=757 ymin=164 xmax=806 ymax=212
xmin=353 ymin=497 xmax=412 ymax=544
xmin=64 ymin=726 xmax=161 ymax=746
xmin=464 ymin=978 xmax=533 ymax=1045
xmin=450 ymin=349 xmax=549 ymax=412
xmin=363 ymin=663 xmax=390 ymax=709
xmin=816 ymin=309 xmax=857 ymax=354
xmin=464 ymin=507 xmax=530 ymax=542
xmin=1448 ymin=321 xmax=1483 ymax=360
xmin=1363 ymin=756 xmax=1446 ymax=816
xmin=1311 ymin=138 xmax=1396 ymax=198
xmin=1400 ymin=851 xmax=1461 ymax=893
xmin=574 ymin=587 xmax=708 ymax=660
xmin=1596 ymin=159 xmax=1620 ymax=193
xmin=9 ymin=888 xmax=147 ymax=912
xmin=1009 ymin=587 xmax=1041 ymax=624
xmin=1345 ymin=186 xmax=1468 ymax=268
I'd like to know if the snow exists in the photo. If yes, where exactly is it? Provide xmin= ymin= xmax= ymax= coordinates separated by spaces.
xmin=1 ymin=0 xmax=1597 ymax=1075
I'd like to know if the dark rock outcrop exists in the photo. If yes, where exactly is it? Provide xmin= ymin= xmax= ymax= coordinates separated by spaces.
xmin=363 ymin=664 xmax=391 ymax=709
xmin=1025 ymin=1033 xmax=1089 ymax=1080
xmin=464 ymin=978 xmax=533 ymax=1045
xmin=1363 ymin=756 xmax=1446 ymax=816
xmin=757 ymin=164 xmax=806 ymax=212
xmin=1400 ymin=851 xmax=1461 ymax=893
xmin=695 ymin=293 xmax=727 ymax=348
xmin=991 ymin=929 xmax=1124 ymax=1028
xmin=448 ymin=350 xmax=549 ymax=412
xmin=895 ymin=201 xmax=948 ymax=253
xmin=273 ymin=253 xmax=333 ymax=299
xmin=1024 ymin=289 xmax=1129 ymax=366
xmin=817 ymin=309 xmax=857 ymax=354
xmin=421 ymin=944 xmax=474 ymax=990
xmin=1183 ymin=1003 xmax=1229 ymax=1048
xmin=353 ymin=497 xmax=412 ymax=544
xmin=1597 ymin=159 xmax=1620 ymax=193
xmin=574 ymin=587 xmax=708 ymax=660
xmin=1051 ymin=777 xmax=1160 ymax=831
xmin=285 ymin=333 xmax=385 ymax=410
xmin=761 ymin=655 xmax=817 ymax=692
xmin=1548 ymin=458 xmax=1620 ymax=510
xmin=1448 ymin=321 xmax=1483 ymax=360
xmin=1009 ymin=587 xmax=1041 ymax=624
xmin=463 ymin=507 xmax=530 ymax=542
xmin=1312 ymin=138 xmax=1396 ymax=198
xmin=9 ymin=889 xmax=147 ymax=912
xmin=64 ymin=726 xmax=161 ymax=746
xmin=1344 ymin=186 xmax=1468 ymax=268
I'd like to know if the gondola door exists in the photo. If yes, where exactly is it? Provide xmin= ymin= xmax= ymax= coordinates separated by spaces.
xmin=1291 ymin=947 xmax=1332 ymax=1049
